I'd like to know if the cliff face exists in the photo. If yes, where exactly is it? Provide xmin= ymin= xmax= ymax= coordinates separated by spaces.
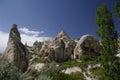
xmin=2 ymin=24 xmax=30 ymax=72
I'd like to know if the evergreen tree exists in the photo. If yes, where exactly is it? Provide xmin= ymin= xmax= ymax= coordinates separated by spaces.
xmin=96 ymin=3 xmax=120 ymax=80
xmin=114 ymin=1 xmax=120 ymax=19
xmin=114 ymin=1 xmax=120 ymax=37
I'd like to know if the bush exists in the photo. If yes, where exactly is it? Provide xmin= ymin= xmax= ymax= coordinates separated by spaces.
xmin=0 ymin=62 xmax=22 ymax=80
xmin=81 ymin=55 xmax=91 ymax=62
xmin=20 ymin=73 xmax=34 ymax=80
xmin=52 ymin=72 xmax=73 ymax=80
xmin=0 ymin=62 xmax=34 ymax=80
xmin=59 ymin=60 xmax=81 ymax=69
xmin=36 ymin=74 xmax=52 ymax=80
xmin=70 ymin=72 xmax=85 ymax=80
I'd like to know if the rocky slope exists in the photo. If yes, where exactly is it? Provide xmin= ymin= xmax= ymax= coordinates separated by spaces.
xmin=2 ymin=24 xmax=31 ymax=72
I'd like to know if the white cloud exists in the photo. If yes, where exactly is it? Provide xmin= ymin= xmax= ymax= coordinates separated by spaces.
xmin=0 ymin=28 xmax=53 ymax=53
xmin=0 ymin=31 xmax=9 ymax=53
xmin=21 ymin=34 xmax=52 ymax=46
xmin=19 ymin=27 xmax=44 ymax=37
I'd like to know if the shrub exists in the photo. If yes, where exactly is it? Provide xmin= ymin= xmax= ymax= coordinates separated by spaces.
xmin=70 ymin=72 xmax=85 ymax=80
xmin=81 ymin=55 xmax=91 ymax=62
xmin=0 ymin=62 xmax=22 ymax=80
xmin=52 ymin=72 xmax=73 ymax=80
xmin=36 ymin=74 xmax=52 ymax=80
xmin=59 ymin=60 xmax=81 ymax=69
xmin=20 ymin=74 xmax=34 ymax=80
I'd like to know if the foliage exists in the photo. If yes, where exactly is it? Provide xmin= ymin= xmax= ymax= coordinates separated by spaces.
xmin=20 ymin=73 xmax=34 ymax=80
xmin=52 ymin=72 xmax=85 ymax=80
xmin=59 ymin=60 xmax=81 ymax=69
xmin=0 ymin=62 xmax=35 ymax=80
xmin=114 ymin=1 xmax=120 ymax=19
xmin=69 ymin=72 xmax=85 ymax=80
xmin=81 ymin=55 xmax=91 ymax=62
xmin=90 ymin=67 xmax=103 ymax=79
xmin=80 ymin=54 xmax=102 ymax=65
xmin=52 ymin=72 xmax=73 ymax=80
xmin=36 ymin=74 xmax=52 ymax=80
xmin=0 ymin=62 xmax=22 ymax=80
xmin=96 ymin=3 xmax=120 ymax=80
xmin=38 ymin=57 xmax=50 ymax=63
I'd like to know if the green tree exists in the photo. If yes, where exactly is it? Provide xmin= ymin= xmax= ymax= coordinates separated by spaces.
xmin=96 ymin=3 xmax=120 ymax=80
xmin=114 ymin=1 xmax=120 ymax=37
xmin=114 ymin=1 xmax=120 ymax=19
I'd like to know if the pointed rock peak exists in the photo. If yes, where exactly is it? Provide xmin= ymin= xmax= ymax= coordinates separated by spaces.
xmin=12 ymin=24 xmax=17 ymax=29
xmin=57 ymin=30 xmax=70 ymax=39
xmin=59 ymin=30 xmax=66 ymax=35
xmin=9 ymin=24 xmax=21 ymax=41
xmin=3 ymin=24 xmax=30 ymax=72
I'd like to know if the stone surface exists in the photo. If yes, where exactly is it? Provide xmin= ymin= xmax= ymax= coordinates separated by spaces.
xmin=116 ymin=49 xmax=120 ymax=58
xmin=74 ymin=35 xmax=101 ymax=59
xmin=33 ymin=41 xmax=43 ymax=53
xmin=62 ymin=67 xmax=82 ymax=74
xmin=40 ymin=41 xmax=51 ymax=56
xmin=2 ymin=24 xmax=30 ymax=72
xmin=47 ymin=30 xmax=76 ymax=62
xmin=33 ymin=63 xmax=45 ymax=72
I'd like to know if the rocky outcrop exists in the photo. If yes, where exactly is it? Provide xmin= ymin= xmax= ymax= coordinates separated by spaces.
xmin=74 ymin=35 xmax=101 ymax=59
xmin=2 ymin=24 xmax=30 ymax=72
xmin=33 ymin=41 xmax=43 ymax=53
xmin=47 ymin=30 xmax=76 ymax=62
xmin=40 ymin=41 xmax=51 ymax=56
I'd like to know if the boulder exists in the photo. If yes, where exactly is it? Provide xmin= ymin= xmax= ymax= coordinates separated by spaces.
xmin=74 ymin=35 xmax=101 ymax=59
xmin=62 ymin=67 xmax=82 ymax=74
xmin=47 ymin=30 xmax=76 ymax=62
xmin=2 ymin=24 xmax=30 ymax=72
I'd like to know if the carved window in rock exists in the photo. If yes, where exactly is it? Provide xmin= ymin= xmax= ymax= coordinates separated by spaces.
xmin=75 ymin=55 xmax=79 ymax=59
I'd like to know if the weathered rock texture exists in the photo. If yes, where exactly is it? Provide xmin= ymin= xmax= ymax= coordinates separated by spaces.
xmin=33 ymin=41 xmax=43 ymax=53
xmin=47 ymin=30 xmax=76 ymax=62
xmin=74 ymin=35 xmax=101 ymax=59
xmin=40 ymin=41 xmax=51 ymax=56
xmin=2 ymin=24 xmax=30 ymax=72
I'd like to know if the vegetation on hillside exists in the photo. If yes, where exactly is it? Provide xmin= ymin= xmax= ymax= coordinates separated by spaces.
xmin=96 ymin=3 xmax=120 ymax=80
xmin=0 ymin=1 xmax=120 ymax=80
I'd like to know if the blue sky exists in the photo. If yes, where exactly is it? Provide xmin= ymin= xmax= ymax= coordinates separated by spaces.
xmin=0 ymin=0 xmax=120 ymax=52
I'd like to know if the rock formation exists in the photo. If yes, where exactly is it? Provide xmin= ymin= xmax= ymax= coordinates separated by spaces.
xmin=33 ymin=41 xmax=43 ymax=53
xmin=74 ymin=35 xmax=101 ymax=59
xmin=47 ymin=30 xmax=76 ymax=62
xmin=40 ymin=41 xmax=51 ymax=56
xmin=2 ymin=24 xmax=30 ymax=72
